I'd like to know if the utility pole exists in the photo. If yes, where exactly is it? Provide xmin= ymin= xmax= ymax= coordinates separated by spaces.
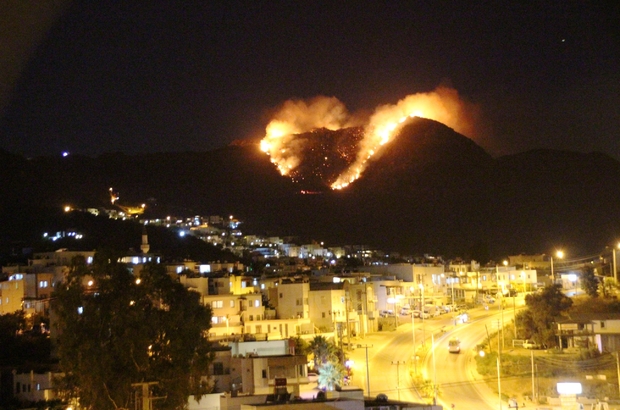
xmin=391 ymin=360 xmax=406 ymax=401
xmin=531 ymin=349 xmax=535 ymax=402
xmin=498 ymin=319 xmax=502 ymax=410
xmin=345 ymin=284 xmax=351 ymax=351
xmin=431 ymin=334 xmax=437 ymax=405
xmin=412 ymin=312 xmax=417 ymax=374
xmin=358 ymin=344 xmax=373 ymax=397
xmin=615 ymin=351 xmax=620 ymax=398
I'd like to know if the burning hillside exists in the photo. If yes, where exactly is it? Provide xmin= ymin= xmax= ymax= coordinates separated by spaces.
xmin=260 ymin=86 xmax=481 ymax=190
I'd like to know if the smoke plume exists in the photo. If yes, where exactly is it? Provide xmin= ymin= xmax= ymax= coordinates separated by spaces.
xmin=261 ymin=86 xmax=480 ymax=188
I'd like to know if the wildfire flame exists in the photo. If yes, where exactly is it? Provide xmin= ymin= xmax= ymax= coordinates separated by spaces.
xmin=260 ymin=86 xmax=479 ymax=189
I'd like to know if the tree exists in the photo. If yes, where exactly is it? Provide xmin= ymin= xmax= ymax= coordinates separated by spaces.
xmin=523 ymin=284 xmax=573 ymax=347
xmin=289 ymin=336 xmax=309 ymax=357
xmin=581 ymin=267 xmax=599 ymax=298
xmin=53 ymin=255 xmax=213 ymax=410
xmin=308 ymin=336 xmax=338 ymax=371
xmin=0 ymin=311 xmax=51 ymax=367
xmin=317 ymin=362 xmax=346 ymax=391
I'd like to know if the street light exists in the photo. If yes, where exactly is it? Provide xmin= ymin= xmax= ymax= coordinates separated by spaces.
xmin=419 ymin=283 xmax=425 ymax=346
xmin=479 ymin=349 xmax=502 ymax=409
xmin=411 ymin=311 xmax=417 ymax=374
xmin=391 ymin=360 xmax=406 ymax=401
xmin=550 ymin=250 xmax=564 ymax=284
xmin=612 ymin=242 xmax=620 ymax=284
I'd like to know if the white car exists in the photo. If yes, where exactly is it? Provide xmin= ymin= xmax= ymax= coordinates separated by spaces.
xmin=448 ymin=338 xmax=461 ymax=353
xmin=523 ymin=340 xmax=540 ymax=349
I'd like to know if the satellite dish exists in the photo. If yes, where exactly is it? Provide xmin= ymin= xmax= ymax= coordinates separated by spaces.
xmin=376 ymin=393 xmax=388 ymax=402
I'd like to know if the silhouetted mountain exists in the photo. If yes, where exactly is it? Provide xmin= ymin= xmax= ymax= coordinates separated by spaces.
xmin=2 ymin=118 xmax=620 ymax=260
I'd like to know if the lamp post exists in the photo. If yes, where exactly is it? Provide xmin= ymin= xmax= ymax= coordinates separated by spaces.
xmin=419 ymin=283 xmax=426 ymax=346
xmin=612 ymin=243 xmax=620 ymax=284
xmin=411 ymin=311 xmax=417 ymax=374
xmin=479 ymin=347 xmax=502 ymax=409
xmin=358 ymin=344 xmax=373 ymax=396
xmin=391 ymin=360 xmax=406 ymax=401
xmin=550 ymin=250 xmax=564 ymax=284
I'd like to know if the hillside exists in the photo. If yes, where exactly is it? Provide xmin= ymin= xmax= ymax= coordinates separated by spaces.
xmin=2 ymin=118 xmax=620 ymax=259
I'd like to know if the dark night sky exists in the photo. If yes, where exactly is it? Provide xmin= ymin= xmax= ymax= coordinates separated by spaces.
xmin=0 ymin=1 xmax=618 ymax=159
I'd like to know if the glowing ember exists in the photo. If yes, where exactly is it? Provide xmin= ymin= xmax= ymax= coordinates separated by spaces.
xmin=260 ymin=86 xmax=479 ymax=189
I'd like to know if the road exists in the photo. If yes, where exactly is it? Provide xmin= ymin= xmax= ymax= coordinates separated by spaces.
xmin=347 ymin=299 xmax=522 ymax=408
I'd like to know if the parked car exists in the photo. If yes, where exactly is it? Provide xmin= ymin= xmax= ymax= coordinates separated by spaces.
xmin=523 ymin=340 xmax=540 ymax=349
xmin=379 ymin=310 xmax=394 ymax=317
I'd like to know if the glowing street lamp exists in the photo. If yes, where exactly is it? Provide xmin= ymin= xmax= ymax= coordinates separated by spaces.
xmin=550 ymin=250 xmax=564 ymax=284
xmin=479 ymin=349 xmax=502 ymax=409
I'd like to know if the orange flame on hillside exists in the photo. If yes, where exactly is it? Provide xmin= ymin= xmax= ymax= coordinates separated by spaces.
xmin=260 ymin=86 xmax=479 ymax=189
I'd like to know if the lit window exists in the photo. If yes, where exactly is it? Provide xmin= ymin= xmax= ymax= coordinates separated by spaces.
xmin=254 ymin=300 xmax=260 ymax=307
xmin=212 ymin=301 xmax=223 ymax=308
xmin=39 ymin=280 xmax=49 ymax=288
xmin=230 ymin=300 xmax=235 ymax=308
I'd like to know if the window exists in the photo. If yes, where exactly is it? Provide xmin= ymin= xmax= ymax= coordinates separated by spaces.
xmin=262 ymin=369 xmax=267 ymax=378
xmin=322 ymin=312 xmax=326 ymax=318
xmin=254 ymin=299 xmax=260 ymax=307
xmin=213 ymin=362 xmax=224 ymax=375
xmin=279 ymin=293 xmax=283 ymax=298
xmin=296 ymin=298 xmax=301 ymax=306
xmin=212 ymin=300 xmax=223 ymax=308
xmin=39 ymin=280 xmax=49 ymax=288
xmin=601 ymin=321 xmax=606 ymax=328
xmin=249 ymin=315 xmax=254 ymax=321
xmin=230 ymin=300 xmax=235 ymax=308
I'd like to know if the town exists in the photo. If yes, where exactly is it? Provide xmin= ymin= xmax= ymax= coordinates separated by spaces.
xmin=2 ymin=206 xmax=620 ymax=410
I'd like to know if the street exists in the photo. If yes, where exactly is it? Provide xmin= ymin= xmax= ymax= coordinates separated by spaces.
xmin=346 ymin=300 xmax=520 ymax=408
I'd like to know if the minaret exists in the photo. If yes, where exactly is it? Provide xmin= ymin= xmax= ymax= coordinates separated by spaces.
xmin=140 ymin=226 xmax=150 ymax=254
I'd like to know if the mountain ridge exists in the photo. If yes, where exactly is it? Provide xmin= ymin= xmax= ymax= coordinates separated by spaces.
xmin=1 ymin=118 xmax=620 ymax=259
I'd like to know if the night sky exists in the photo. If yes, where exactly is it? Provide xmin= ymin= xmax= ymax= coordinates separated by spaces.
xmin=0 ymin=1 xmax=618 ymax=159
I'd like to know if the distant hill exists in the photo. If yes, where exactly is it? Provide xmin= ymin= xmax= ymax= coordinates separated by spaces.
xmin=2 ymin=117 xmax=620 ymax=259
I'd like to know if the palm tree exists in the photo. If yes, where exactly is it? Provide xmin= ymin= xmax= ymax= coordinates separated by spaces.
xmin=309 ymin=335 xmax=338 ymax=370
xmin=317 ymin=362 xmax=346 ymax=391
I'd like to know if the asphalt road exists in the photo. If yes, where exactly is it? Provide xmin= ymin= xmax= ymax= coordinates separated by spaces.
xmin=347 ymin=300 xmax=521 ymax=408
